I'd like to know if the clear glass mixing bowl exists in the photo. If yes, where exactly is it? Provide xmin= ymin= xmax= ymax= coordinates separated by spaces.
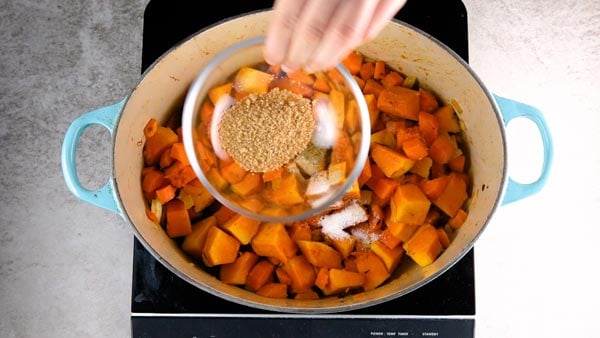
xmin=182 ymin=36 xmax=370 ymax=223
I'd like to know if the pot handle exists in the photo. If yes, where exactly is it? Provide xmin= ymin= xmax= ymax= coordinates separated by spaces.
xmin=494 ymin=94 xmax=554 ymax=205
xmin=61 ymin=99 xmax=127 ymax=216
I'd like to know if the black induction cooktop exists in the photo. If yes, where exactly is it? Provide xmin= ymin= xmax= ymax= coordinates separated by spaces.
xmin=132 ymin=1 xmax=474 ymax=337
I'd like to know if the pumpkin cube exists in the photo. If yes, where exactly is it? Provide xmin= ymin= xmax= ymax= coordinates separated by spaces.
xmin=220 ymin=160 xmax=247 ymax=184
xmin=208 ymin=82 xmax=233 ymax=106
xmin=345 ymin=100 xmax=360 ymax=134
xmin=237 ymin=195 xmax=265 ymax=213
xmin=221 ymin=214 xmax=262 ymax=245
xmin=256 ymin=283 xmax=288 ymax=299
xmin=260 ymin=206 xmax=288 ymax=218
xmin=230 ymin=172 xmax=263 ymax=197
xmin=389 ymin=184 xmax=431 ymax=224
xmin=251 ymin=223 xmax=297 ymax=263
xmin=275 ymin=267 xmax=293 ymax=286
xmin=370 ymin=129 xmax=396 ymax=148
xmin=449 ymin=209 xmax=468 ymax=229
xmin=433 ymin=173 xmax=468 ymax=217
xmin=330 ymin=130 xmax=354 ymax=166
xmin=317 ymin=268 xmax=366 ymax=296
xmin=328 ymin=236 xmax=356 ymax=259
xmin=436 ymin=228 xmax=451 ymax=248
xmin=353 ymin=251 xmax=390 ymax=290
xmin=370 ymin=240 xmax=405 ymax=272
xmin=363 ymin=93 xmax=380 ymax=128
xmin=377 ymin=86 xmax=421 ymax=120
xmin=143 ymin=126 xmax=179 ymax=166
xmin=233 ymin=67 xmax=274 ymax=94
xmin=181 ymin=216 xmax=217 ymax=259
xmin=409 ymin=157 xmax=433 ymax=178
xmin=384 ymin=210 xmax=419 ymax=243
xmin=373 ymin=177 xmax=400 ymax=201
xmin=266 ymin=173 xmax=304 ymax=206
xmin=294 ymin=290 xmax=320 ymax=300
xmin=287 ymin=69 xmax=315 ymax=85
xmin=246 ymin=259 xmax=276 ymax=291
xmin=182 ymin=180 xmax=215 ymax=213
xmin=288 ymin=222 xmax=312 ymax=242
xmin=165 ymin=199 xmax=192 ymax=238
xmin=202 ymin=226 xmax=241 ymax=267
xmin=297 ymin=240 xmax=343 ymax=269
xmin=214 ymin=205 xmax=236 ymax=225
xmin=281 ymin=255 xmax=317 ymax=293
xmin=429 ymin=133 xmax=457 ymax=164
xmin=220 ymin=251 xmax=259 ymax=285
xmin=403 ymin=224 xmax=443 ymax=267
xmin=329 ymin=88 xmax=345 ymax=129
xmin=269 ymin=78 xmax=314 ymax=98
xmin=370 ymin=143 xmax=415 ymax=178
xmin=434 ymin=105 xmax=460 ymax=133
xmin=314 ymin=267 xmax=330 ymax=291
xmin=206 ymin=167 xmax=228 ymax=190
xmin=377 ymin=229 xmax=402 ymax=250
xmin=402 ymin=136 xmax=428 ymax=161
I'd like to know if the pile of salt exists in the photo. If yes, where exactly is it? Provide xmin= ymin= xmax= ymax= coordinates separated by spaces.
xmin=319 ymin=201 xmax=368 ymax=240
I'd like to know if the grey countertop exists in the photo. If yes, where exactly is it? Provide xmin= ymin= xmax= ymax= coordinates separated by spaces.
xmin=1 ymin=1 xmax=599 ymax=337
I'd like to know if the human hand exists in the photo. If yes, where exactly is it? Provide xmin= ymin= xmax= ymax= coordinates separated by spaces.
xmin=264 ymin=0 xmax=407 ymax=73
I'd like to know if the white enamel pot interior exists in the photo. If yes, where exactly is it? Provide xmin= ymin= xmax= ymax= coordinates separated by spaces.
xmin=62 ymin=9 xmax=553 ymax=313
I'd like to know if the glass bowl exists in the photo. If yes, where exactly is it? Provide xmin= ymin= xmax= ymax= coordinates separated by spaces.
xmin=182 ymin=36 xmax=370 ymax=223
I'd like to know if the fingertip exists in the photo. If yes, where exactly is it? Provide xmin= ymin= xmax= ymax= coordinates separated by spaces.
xmin=281 ymin=63 xmax=299 ymax=73
xmin=263 ymin=52 xmax=277 ymax=67
xmin=263 ymin=42 xmax=284 ymax=67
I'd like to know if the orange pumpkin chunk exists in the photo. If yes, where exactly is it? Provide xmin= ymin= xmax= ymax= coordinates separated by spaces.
xmin=251 ymin=223 xmax=297 ymax=263
xmin=246 ymin=259 xmax=276 ymax=291
xmin=256 ymin=283 xmax=288 ymax=299
xmin=221 ymin=214 xmax=261 ymax=245
xmin=281 ymin=255 xmax=317 ymax=293
xmin=202 ymin=226 xmax=241 ymax=267
xmin=317 ymin=268 xmax=365 ymax=296
xmin=143 ymin=126 xmax=179 ymax=166
xmin=377 ymin=86 xmax=421 ymax=120
xmin=220 ymin=251 xmax=259 ymax=285
xmin=432 ymin=173 xmax=468 ymax=217
xmin=384 ymin=215 xmax=419 ymax=243
xmin=389 ymin=184 xmax=431 ymax=224
xmin=371 ymin=240 xmax=405 ymax=272
xmin=233 ymin=67 xmax=274 ymax=94
xmin=297 ymin=240 xmax=343 ymax=269
xmin=181 ymin=216 xmax=217 ymax=259
xmin=403 ymin=224 xmax=443 ymax=267
xmin=165 ymin=199 xmax=192 ymax=238
xmin=353 ymin=251 xmax=390 ymax=290
xmin=370 ymin=143 xmax=415 ymax=178
xmin=328 ymin=236 xmax=357 ymax=259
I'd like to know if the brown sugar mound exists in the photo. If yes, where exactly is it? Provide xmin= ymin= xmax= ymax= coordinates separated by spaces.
xmin=218 ymin=88 xmax=315 ymax=173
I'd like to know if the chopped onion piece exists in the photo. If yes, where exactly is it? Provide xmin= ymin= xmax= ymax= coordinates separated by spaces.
xmin=151 ymin=198 xmax=163 ymax=223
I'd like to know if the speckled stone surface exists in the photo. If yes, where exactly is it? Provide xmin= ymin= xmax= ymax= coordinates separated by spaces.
xmin=1 ymin=1 xmax=599 ymax=337
xmin=0 ymin=1 xmax=148 ymax=337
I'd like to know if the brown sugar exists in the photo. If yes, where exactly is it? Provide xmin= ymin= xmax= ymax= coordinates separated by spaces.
xmin=218 ymin=88 xmax=315 ymax=173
